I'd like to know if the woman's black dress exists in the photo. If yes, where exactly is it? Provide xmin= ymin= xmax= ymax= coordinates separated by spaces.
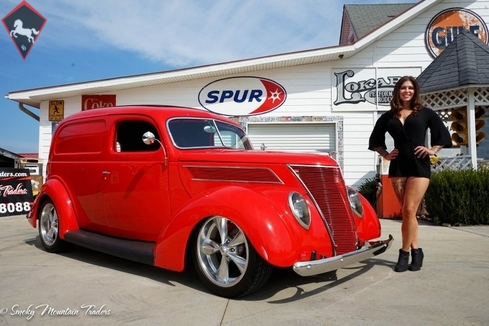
xmin=368 ymin=107 xmax=452 ymax=178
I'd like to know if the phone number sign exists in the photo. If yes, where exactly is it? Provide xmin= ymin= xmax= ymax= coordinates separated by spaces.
xmin=0 ymin=168 xmax=34 ymax=217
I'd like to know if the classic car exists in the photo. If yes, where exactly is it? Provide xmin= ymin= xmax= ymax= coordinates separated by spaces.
xmin=27 ymin=105 xmax=392 ymax=297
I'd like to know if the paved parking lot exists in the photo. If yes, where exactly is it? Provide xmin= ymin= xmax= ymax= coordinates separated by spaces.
xmin=1 ymin=214 xmax=488 ymax=326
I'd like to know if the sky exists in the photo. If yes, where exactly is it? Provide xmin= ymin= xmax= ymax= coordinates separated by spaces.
xmin=0 ymin=0 xmax=416 ymax=154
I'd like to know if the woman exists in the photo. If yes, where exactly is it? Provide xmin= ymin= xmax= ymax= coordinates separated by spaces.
xmin=368 ymin=76 xmax=451 ymax=272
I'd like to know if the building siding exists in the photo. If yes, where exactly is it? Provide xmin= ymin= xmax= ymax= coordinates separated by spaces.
xmin=31 ymin=0 xmax=489 ymax=188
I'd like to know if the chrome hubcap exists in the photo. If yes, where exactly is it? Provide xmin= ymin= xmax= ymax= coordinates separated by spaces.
xmin=40 ymin=203 xmax=58 ymax=246
xmin=197 ymin=217 xmax=248 ymax=287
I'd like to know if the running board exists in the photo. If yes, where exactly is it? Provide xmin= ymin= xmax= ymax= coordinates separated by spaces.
xmin=64 ymin=230 xmax=155 ymax=265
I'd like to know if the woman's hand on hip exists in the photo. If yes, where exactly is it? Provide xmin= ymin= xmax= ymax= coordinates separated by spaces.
xmin=414 ymin=146 xmax=434 ymax=158
xmin=384 ymin=148 xmax=399 ymax=160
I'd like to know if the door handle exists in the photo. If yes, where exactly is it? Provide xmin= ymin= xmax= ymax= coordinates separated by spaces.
xmin=102 ymin=171 xmax=111 ymax=175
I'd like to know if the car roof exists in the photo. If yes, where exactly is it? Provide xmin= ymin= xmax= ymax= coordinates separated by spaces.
xmin=61 ymin=105 xmax=238 ymax=124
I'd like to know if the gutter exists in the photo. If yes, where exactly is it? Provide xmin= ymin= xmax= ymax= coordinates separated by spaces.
xmin=18 ymin=103 xmax=40 ymax=121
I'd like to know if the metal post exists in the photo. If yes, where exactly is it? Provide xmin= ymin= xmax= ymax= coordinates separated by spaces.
xmin=467 ymin=88 xmax=478 ymax=170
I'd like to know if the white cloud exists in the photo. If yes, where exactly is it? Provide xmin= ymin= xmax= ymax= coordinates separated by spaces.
xmin=5 ymin=0 xmax=417 ymax=67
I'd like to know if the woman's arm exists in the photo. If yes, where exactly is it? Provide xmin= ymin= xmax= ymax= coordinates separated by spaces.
xmin=414 ymin=144 xmax=443 ymax=158
xmin=374 ymin=147 xmax=398 ymax=160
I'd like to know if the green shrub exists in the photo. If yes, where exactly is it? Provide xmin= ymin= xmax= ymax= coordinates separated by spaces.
xmin=425 ymin=168 xmax=489 ymax=225
xmin=358 ymin=177 xmax=379 ymax=208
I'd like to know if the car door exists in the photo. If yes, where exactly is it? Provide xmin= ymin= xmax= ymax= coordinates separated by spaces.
xmin=102 ymin=116 xmax=170 ymax=241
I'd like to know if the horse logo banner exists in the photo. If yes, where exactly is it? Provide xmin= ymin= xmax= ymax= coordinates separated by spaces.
xmin=2 ymin=1 xmax=47 ymax=59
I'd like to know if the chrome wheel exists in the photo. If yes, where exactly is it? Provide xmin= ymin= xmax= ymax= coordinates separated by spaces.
xmin=38 ymin=200 xmax=65 ymax=252
xmin=193 ymin=216 xmax=273 ymax=297
xmin=197 ymin=216 xmax=248 ymax=287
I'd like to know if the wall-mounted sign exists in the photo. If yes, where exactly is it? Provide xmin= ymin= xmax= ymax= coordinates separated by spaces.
xmin=0 ymin=168 xmax=33 ymax=217
xmin=425 ymin=7 xmax=488 ymax=58
xmin=82 ymin=94 xmax=116 ymax=111
xmin=332 ymin=67 xmax=422 ymax=111
xmin=198 ymin=76 xmax=286 ymax=116
xmin=49 ymin=100 xmax=64 ymax=121
xmin=1 ymin=1 xmax=47 ymax=60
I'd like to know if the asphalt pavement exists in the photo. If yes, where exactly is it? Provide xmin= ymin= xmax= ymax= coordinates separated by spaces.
xmin=0 ymin=214 xmax=488 ymax=326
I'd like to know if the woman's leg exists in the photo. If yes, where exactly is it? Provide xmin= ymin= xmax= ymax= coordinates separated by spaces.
xmin=391 ymin=177 xmax=406 ymax=206
xmin=391 ymin=177 xmax=410 ymax=272
xmin=400 ymin=177 xmax=430 ymax=251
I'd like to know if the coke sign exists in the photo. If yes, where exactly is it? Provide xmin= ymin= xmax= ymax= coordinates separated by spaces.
xmin=82 ymin=95 xmax=116 ymax=111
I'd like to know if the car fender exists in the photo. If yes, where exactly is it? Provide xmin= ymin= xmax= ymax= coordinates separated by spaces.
xmin=354 ymin=192 xmax=381 ymax=242
xmin=33 ymin=178 xmax=79 ymax=239
xmin=153 ymin=185 xmax=303 ymax=271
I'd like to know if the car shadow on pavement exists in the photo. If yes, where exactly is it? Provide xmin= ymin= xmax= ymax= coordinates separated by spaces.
xmin=24 ymin=236 xmax=396 ymax=301
xmin=244 ymin=257 xmax=395 ymax=303
xmin=24 ymin=236 xmax=209 ymax=293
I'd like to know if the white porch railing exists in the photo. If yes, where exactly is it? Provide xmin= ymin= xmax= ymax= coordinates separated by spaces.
xmin=432 ymin=155 xmax=489 ymax=171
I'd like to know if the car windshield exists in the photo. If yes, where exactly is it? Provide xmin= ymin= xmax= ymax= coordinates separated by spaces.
xmin=168 ymin=118 xmax=253 ymax=149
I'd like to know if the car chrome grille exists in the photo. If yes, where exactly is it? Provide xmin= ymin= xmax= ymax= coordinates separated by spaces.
xmin=290 ymin=165 xmax=357 ymax=255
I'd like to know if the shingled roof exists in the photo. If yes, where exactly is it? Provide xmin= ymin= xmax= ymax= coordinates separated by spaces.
xmin=343 ymin=3 xmax=414 ymax=41
xmin=417 ymin=29 xmax=489 ymax=94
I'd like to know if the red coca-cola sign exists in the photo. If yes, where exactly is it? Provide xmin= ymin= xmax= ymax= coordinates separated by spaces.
xmin=81 ymin=95 xmax=116 ymax=111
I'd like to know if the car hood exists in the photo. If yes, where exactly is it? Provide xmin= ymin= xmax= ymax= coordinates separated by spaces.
xmin=175 ymin=149 xmax=338 ymax=166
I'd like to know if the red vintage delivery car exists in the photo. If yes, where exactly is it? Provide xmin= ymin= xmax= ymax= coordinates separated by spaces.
xmin=27 ymin=105 xmax=392 ymax=298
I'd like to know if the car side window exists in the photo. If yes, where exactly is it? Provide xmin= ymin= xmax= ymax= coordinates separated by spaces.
xmin=116 ymin=120 xmax=160 ymax=152
xmin=168 ymin=119 xmax=215 ymax=148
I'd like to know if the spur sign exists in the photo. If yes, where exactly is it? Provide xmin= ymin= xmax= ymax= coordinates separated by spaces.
xmin=198 ymin=77 xmax=286 ymax=116
xmin=425 ymin=7 xmax=488 ymax=58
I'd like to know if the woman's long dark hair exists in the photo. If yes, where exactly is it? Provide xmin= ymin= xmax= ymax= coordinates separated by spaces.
xmin=390 ymin=75 xmax=423 ymax=117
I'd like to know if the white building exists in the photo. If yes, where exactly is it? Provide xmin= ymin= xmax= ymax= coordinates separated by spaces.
xmin=6 ymin=0 xmax=489 ymax=188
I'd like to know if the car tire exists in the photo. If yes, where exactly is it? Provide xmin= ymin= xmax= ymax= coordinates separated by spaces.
xmin=193 ymin=216 xmax=273 ymax=298
xmin=38 ymin=199 xmax=67 ymax=253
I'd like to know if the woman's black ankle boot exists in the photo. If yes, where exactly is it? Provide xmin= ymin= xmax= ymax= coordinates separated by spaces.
xmin=409 ymin=248 xmax=424 ymax=271
xmin=394 ymin=249 xmax=410 ymax=272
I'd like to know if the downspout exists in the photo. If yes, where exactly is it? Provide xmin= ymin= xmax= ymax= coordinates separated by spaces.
xmin=18 ymin=103 xmax=40 ymax=121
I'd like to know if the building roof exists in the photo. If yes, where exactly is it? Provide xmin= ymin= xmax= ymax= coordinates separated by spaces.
xmin=343 ymin=3 xmax=415 ymax=41
xmin=0 ymin=147 xmax=21 ymax=167
xmin=0 ymin=147 xmax=21 ymax=160
xmin=6 ymin=0 xmax=439 ymax=108
xmin=417 ymin=29 xmax=489 ymax=94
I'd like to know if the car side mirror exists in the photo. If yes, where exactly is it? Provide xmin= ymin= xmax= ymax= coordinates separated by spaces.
xmin=142 ymin=131 xmax=168 ymax=166
xmin=142 ymin=131 xmax=156 ymax=145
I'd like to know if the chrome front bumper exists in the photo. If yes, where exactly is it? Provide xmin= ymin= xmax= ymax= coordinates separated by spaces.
xmin=293 ymin=234 xmax=394 ymax=277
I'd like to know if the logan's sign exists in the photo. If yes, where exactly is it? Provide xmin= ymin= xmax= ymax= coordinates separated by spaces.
xmin=332 ymin=67 xmax=421 ymax=111
xmin=334 ymin=70 xmax=401 ymax=106
xmin=425 ymin=7 xmax=488 ymax=58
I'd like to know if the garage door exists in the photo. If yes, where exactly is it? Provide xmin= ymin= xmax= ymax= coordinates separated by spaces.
xmin=247 ymin=122 xmax=336 ymax=154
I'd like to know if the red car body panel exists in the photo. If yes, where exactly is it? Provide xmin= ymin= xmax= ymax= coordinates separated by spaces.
xmin=28 ymin=105 xmax=389 ymax=278
xmin=28 ymin=177 xmax=80 ymax=235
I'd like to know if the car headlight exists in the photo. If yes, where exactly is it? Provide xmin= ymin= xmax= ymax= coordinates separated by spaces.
xmin=288 ymin=192 xmax=311 ymax=229
xmin=347 ymin=186 xmax=364 ymax=217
